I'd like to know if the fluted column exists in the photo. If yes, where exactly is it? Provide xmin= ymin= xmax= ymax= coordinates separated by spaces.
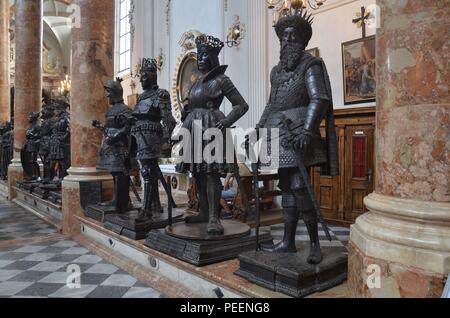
xmin=247 ymin=0 xmax=268 ymax=128
xmin=8 ymin=0 xmax=43 ymax=199
xmin=0 ymin=0 xmax=10 ymax=124
xmin=348 ymin=1 xmax=450 ymax=298
xmin=62 ymin=0 xmax=115 ymax=235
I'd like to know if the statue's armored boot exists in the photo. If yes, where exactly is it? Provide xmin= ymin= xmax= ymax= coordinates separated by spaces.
xmin=304 ymin=210 xmax=323 ymax=264
xmin=206 ymin=174 xmax=224 ymax=235
xmin=261 ymin=207 xmax=299 ymax=253
xmin=185 ymin=174 xmax=209 ymax=224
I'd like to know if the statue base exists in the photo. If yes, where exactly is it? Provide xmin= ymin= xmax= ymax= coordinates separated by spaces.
xmin=48 ymin=191 xmax=62 ymax=205
xmin=145 ymin=222 xmax=273 ymax=266
xmin=16 ymin=181 xmax=41 ymax=193
xmin=85 ymin=204 xmax=117 ymax=223
xmin=104 ymin=209 xmax=185 ymax=240
xmin=235 ymin=244 xmax=348 ymax=298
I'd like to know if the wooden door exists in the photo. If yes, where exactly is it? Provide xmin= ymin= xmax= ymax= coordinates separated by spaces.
xmin=344 ymin=125 xmax=375 ymax=223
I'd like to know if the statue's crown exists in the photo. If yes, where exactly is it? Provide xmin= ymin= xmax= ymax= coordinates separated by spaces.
xmin=274 ymin=9 xmax=314 ymax=45
xmin=140 ymin=58 xmax=158 ymax=73
xmin=195 ymin=35 xmax=224 ymax=55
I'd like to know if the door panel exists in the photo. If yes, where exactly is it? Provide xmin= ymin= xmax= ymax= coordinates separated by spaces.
xmin=344 ymin=126 xmax=375 ymax=223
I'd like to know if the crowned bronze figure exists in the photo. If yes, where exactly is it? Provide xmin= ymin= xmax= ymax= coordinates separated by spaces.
xmin=256 ymin=12 xmax=339 ymax=265
xmin=21 ymin=112 xmax=42 ymax=181
xmin=132 ymin=58 xmax=177 ymax=219
xmin=92 ymin=78 xmax=133 ymax=214
xmin=176 ymin=35 xmax=249 ymax=235
xmin=236 ymin=11 xmax=344 ymax=298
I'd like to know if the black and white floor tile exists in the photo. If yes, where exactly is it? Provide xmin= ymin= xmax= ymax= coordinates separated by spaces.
xmin=267 ymin=221 xmax=350 ymax=254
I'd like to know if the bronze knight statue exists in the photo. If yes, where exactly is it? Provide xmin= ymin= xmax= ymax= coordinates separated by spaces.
xmin=93 ymin=78 xmax=133 ymax=214
xmin=21 ymin=112 xmax=42 ymax=181
xmin=176 ymin=35 xmax=249 ymax=235
xmin=132 ymin=58 xmax=177 ymax=219
xmin=257 ymin=12 xmax=339 ymax=265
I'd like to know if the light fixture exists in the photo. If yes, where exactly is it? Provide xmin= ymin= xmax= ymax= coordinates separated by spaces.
xmin=226 ymin=15 xmax=246 ymax=48
xmin=267 ymin=0 xmax=326 ymax=24
xmin=58 ymin=74 xmax=71 ymax=95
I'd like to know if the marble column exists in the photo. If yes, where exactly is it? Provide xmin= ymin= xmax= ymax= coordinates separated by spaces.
xmin=348 ymin=1 xmax=450 ymax=298
xmin=62 ymin=0 xmax=115 ymax=235
xmin=8 ymin=0 xmax=43 ymax=199
xmin=0 ymin=0 xmax=10 ymax=124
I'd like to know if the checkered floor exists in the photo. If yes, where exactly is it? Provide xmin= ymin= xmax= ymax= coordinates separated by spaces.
xmin=0 ymin=202 xmax=58 ymax=242
xmin=0 ymin=200 xmax=163 ymax=298
xmin=267 ymin=221 xmax=350 ymax=254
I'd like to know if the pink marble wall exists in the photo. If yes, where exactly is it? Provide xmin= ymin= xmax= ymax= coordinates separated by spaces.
xmin=348 ymin=242 xmax=445 ymax=298
xmin=70 ymin=0 xmax=114 ymax=169
xmin=375 ymin=0 xmax=450 ymax=201
xmin=0 ymin=1 xmax=10 ymax=124
xmin=13 ymin=0 xmax=42 ymax=155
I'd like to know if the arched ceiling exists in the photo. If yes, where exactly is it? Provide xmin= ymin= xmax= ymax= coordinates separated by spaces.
xmin=10 ymin=0 xmax=73 ymax=71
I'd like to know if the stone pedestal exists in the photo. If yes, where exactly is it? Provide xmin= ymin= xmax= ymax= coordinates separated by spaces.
xmin=62 ymin=0 xmax=115 ymax=235
xmin=348 ymin=1 xmax=450 ymax=298
xmin=0 ymin=0 xmax=10 ymax=123
xmin=8 ymin=0 xmax=43 ymax=199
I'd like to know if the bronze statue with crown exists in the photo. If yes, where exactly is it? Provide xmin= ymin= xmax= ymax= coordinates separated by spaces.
xmin=235 ymin=9 xmax=346 ymax=298
xmin=103 ymin=59 xmax=183 ymax=240
xmin=145 ymin=35 xmax=272 ymax=266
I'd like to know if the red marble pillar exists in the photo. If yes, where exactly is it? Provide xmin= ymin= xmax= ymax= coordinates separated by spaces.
xmin=348 ymin=1 xmax=450 ymax=298
xmin=62 ymin=0 xmax=115 ymax=235
xmin=0 ymin=0 xmax=10 ymax=124
xmin=8 ymin=0 xmax=42 ymax=199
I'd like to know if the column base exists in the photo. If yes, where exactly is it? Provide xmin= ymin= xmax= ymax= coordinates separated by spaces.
xmin=62 ymin=167 xmax=113 ymax=236
xmin=348 ymin=193 xmax=449 ymax=298
xmin=7 ymin=160 xmax=24 ymax=201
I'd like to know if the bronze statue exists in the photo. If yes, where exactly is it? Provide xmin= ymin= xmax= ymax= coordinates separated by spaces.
xmin=132 ymin=58 xmax=177 ymax=219
xmin=39 ymin=105 xmax=56 ymax=183
xmin=48 ymin=101 xmax=71 ymax=181
xmin=21 ymin=112 xmax=42 ymax=181
xmin=257 ymin=12 xmax=339 ymax=264
xmin=0 ymin=122 xmax=13 ymax=180
xmin=176 ymin=35 xmax=249 ymax=235
xmin=93 ymin=78 xmax=133 ymax=214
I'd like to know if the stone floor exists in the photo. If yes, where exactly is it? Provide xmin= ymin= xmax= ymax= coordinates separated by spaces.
xmin=0 ymin=200 xmax=163 ymax=298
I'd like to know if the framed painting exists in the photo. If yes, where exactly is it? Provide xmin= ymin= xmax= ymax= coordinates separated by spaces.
xmin=342 ymin=35 xmax=376 ymax=105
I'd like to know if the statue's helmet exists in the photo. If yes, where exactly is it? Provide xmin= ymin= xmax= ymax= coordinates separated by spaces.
xmin=274 ymin=9 xmax=314 ymax=49
xmin=104 ymin=77 xmax=124 ymax=103
xmin=29 ymin=111 xmax=40 ymax=122
xmin=195 ymin=34 xmax=224 ymax=57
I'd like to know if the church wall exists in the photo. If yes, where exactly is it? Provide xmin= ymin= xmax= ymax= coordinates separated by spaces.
xmin=121 ymin=0 xmax=376 ymax=128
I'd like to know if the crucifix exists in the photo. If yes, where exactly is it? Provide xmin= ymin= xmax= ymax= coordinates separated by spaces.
xmin=352 ymin=6 xmax=370 ymax=38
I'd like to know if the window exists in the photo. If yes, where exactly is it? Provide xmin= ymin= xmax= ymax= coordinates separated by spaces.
xmin=117 ymin=0 xmax=131 ymax=74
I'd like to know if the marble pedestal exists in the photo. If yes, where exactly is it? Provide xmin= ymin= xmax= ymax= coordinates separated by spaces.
xmin=236 ymin=245 xmax=348 ymax=298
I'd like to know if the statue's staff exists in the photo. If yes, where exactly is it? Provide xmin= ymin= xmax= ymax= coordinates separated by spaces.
xmin=280 ymin=116 xmax=332 ymax=242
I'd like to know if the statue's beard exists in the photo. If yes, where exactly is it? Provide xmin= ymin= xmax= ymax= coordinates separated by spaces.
xmin=280 ymin=42 xmax=304 ymax=71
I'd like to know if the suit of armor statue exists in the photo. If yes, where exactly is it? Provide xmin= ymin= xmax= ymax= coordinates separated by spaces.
xmin=0 ymin=122 xmax=13 ymax=180
xmin=258 ymin=13 xmax=339 ymax=264
xmin=21 ymin=112 xmax=42 ymax=181
xmin=132 ymin=58 xmax=177 ymax=218
xmin=0 ymin=125 xmax=5 ymax=180
xmin=93 ymin=78 xmax=133 ymax=214
xmin=39 ymin=106 xmax=56 ymax=182
xmin=48 ymin=105 xmax=70 ymax=180
xmin=176 ymin=35 xmax=249 ymax=235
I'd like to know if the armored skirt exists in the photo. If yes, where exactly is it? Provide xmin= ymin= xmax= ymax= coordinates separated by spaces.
xmin=176 ymin=66 xmax=248 ymax=175
xmin=131 ymin=120 xmax=163 ymax=160
xmin=97 ymin=127 xmax=130 ymax=173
